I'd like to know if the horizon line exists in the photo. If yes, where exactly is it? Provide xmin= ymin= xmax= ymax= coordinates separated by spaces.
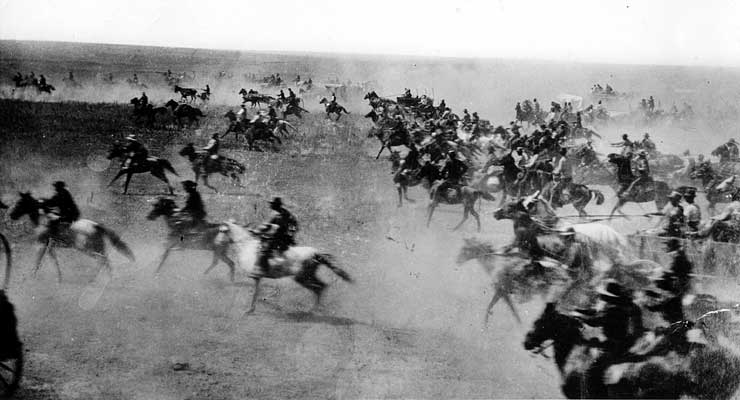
xmin=2 ymin=37 xmax=739 ymax=70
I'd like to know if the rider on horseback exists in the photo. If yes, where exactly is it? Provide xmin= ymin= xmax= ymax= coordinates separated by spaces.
xmin=437 ymin=150 xmax=468 ymax=198
xmin=41 ymin=181 xmax=81 ymax=241
xmin=395 ymin=144 xmax=420 ymax=180
xmin=140 ymin=92 xmax=148 ymax=107
xmin=683 ymin=189 xmax=701 ymax=233
xmin=640 ymin=133 xmax=656 ymax=155
xmin=39 ymin=74 xmax=47 ymax=87
xmin=625 ymin=150 xmax=651 ymax=196
xmin=122 ymin=135 xmax=149 ymax=170
xmin=578 ymin=281 xmax=644 ymax=397
xmin=611 ymin=134 xmax=634 ymax=156
xmin=656 ymin=191 xmax=685 ymax=238
xmin=203 ymin=132 xmax=220 ymax=171
xmin=177 ymin=180 xmax=206 ymax=232
xmin=256 ymin=197 xmax=298 ymax=275
xmin=724 ymin=139 xmax=740 ymax=162
xmin=551 ymin=147 xmax=573 ymax=206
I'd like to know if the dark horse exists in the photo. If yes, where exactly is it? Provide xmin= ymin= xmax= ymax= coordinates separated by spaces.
xmin=9 ymin=193 xmax=135 ymax=282
xmin=179 ymin=143 xmax=246 ymax=192
xmin=370 ymin=126 xmax=412 ymax=159
xmin=524 ymin=302 xmax=740 ymax=399
xmin=688 ymin=163 xmax=734 ymax=213
xmin=319 ymin=97 xmax=350 ymax=120
xmin=147 ymin=197 xmax=236 ymax=281
xmin=238 ymin=89 xmax=273 ymax=108
xmin=539 ymin=179 xmax=606 ymax=217
xmin=425 ymin=166 xmax=497 ymax=231
xmin=107 ymin=142 xmax=179 ymax=194
xmin=174 ymin=85 xmax=197 ymax=102
xmin=607 ymin=153 xmax=672 ymax=217
xmin=391 ymin=157 xmax=440 ymax=207
xmin=165 ymin=99 xmax=205 ymax=127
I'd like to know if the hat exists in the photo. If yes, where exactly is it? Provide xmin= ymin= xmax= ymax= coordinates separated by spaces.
xmin=622 ymin=134 xmax=628 ymax=139
xmin=667 ymin=191 xmax=682 ymax=200
xmin=125 ymin=134 xmax=137 ymax=141
xmin=53 ymin=181 xmax=66 ymax=188
xmin=211 ymin=132 xmax=219 ymax=138
xmin=639 ymin=150 xmax=648 ymax=156
xmin=644 ymin=133 xmax=650 ymax=137
xmin=269 ymin=197 xmax=283 ymax=207
xmin=181 ymin=180 xmax=197 ymax=189
xmin=730 ymin=138 xmax=738 ymax=144
xmin=683 ymin=188 xmax=697 ymax=197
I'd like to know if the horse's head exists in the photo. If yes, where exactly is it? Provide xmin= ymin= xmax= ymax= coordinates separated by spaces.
xmin=130 ymin=97 xmax=139 ymax=106
xmin=165 ymin=99 xmax=179 ymax=109
xmin=523 ymin=302 xmax=580 ymax=355
xmin=224 ymin=110 xmax=236 ymax=121
xmin=147 ymin=197 xmax=177 ymax=220
xmin=173 ymin=85 xmax=181 ymax=92
xmin=9 ymin=192 xmax=39 ymax=222
xmin=456 ymin=237 xmax=493 ymax=265
xmin=319 ymin=97 xmax=328 ymax=104
xmin=606 ymin=153 xmax=622 ymax=164
xmin=238 ymin=88 xmax=247 ymax=95
xmin=107 ymin=141 xmax=124 ymax=160
xmin=493 ymin=199 xmax=527 ymax=221
xmin=179 ymin=143 xmax=195 ymax=157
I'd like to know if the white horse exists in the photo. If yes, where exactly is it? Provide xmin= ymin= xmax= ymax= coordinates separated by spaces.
xmin=218 ymin=221 xmax=353 ymax=313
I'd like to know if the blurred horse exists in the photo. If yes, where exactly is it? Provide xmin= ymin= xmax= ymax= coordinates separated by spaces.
xmin=174 ymin=85 xmax=197 ymax=102
xmin=217 ymin=221 xmax=353 ymax=313
xmin=165 ymin=99 xmax=204 ymax=127
xmin=147 ymin=197 xmax=236 ymax=281
xmin=9 ymin=192 xmax=135 ymax=281
xmin=179 ymin=143 xmax=245 ymax=192
xmin=319 ymin=97 xmax=350 ymax=121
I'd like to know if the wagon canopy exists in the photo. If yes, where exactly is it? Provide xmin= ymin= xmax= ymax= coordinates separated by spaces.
xmin=556 ymin=94 xmax=584 ymax=111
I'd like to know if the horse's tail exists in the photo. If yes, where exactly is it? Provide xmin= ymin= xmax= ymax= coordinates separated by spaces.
xmin=315 ymin=253 xmax=353 ymax=283
xmin=159 ymin=159 xmax=179 ymax=176
xmin=591 ymin=189 xmax=605 ymax=205
xmin=97 ymin=225 xmax=135 ymax=262
xmin=0 ymin=233 xmax=12 ymax=290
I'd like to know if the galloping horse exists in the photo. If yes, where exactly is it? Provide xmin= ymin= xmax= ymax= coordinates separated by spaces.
xmin=607 ymin=153 xmax=672 ymax=217
xmin=179 ymin=143 xmax=246 ymax=192
xmin=9 ymin=193 xmax=135 ymax=281
xmin=238 ymin=89 xmax=273 ymax=108
xmin=129 ymin=98 xmax=172 ymax=127
xmin=165 ymin=99 xmax=205 ymax=128
xmin=392 ymin=159 xmax=440 ymax=207
xmin=107 ymin=142 xmax=179 ymax=194
xmin=217 ymin=221 xmax=353 ymax=313
xmin=426 ymin=178 xmax=497 ymax=232
xmin=147 ymin=198 xmax=236 ymax=281
xmin=689 ymin=163 xmax=734 ymax=213
xmin=524 ymin=302 xmax=740 ymax=399
xmin=539 ymin=179 xmax=606 ymax=217
xmin=173 ymin=85 xmax=197 ymax=102
xmin=318 ymin=97 xmax=350 ymax=121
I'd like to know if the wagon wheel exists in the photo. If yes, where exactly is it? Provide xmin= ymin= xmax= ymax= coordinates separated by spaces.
xmin=0 ymin=345 xmax=22 ymax=398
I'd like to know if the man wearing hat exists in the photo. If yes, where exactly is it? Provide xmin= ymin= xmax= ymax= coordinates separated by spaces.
xmin=655 ymin=191 xmax=685 ymax=238
xmin=611 ymin=134 xmax=634 ymax=156
xmin=721 ymin=138 xmax=740 ymax=162
xmin=626 ymin=150 xmax=651 ymax=195
xmin=202 ymin=132 xmax=221 ymax=171
xmin=256 ymin=197 xmax=298 ymax=274
xmin=580 ymin=281 xmax=644 ymax=396
xmin=41 ymin=181 xmax=81 ymax=240
xmin=438 ymin=150 xmax=469 ymax=198
xmin=179 ymin=181 xmax=206 ymax=230
xmin=139 ymin=92 xmax=148 ymax=107
xmin=551 ymin=147 xmax=573 ymax=206
xmin=640 ymin=133 xmax=656 ymax=155
xmin=683 ymin=188 xmax=701 ymax=233
xmin=122 ymin=135 xmax=149 ymax=171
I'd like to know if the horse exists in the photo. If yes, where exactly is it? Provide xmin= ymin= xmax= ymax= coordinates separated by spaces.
xmin=129 ymin=98 xmax=172 ymax=127
xmin=9 ymin=193 xmax=135 ymax=281
xmin=426 ymin=178 xmax=497 ymax=231
xmin=539 ymin=179 xmax=605 ymax=217
xmin=711 ymin=143 xmax=738 ymax=163
xmin=282 ymin=102 xmax=308 ymax=120
xmin=524 ymin=302 xmax=740 ymax=399
xmin=607 ymin=154 xmax=672 ymax=217
xmin=165 ymin=99 xmax=204 ymax=128
xmin=217 ymin=221 xmax=353 ymax=313
xmin=371 ymin=126 xmax=412 ymax=159
xmin=173 ymin=86 xmax=197 ymax=102
xmin=688 ymin=163 xmax=734 ymax=213
xmin=146 ymin=198 xmax=236 ymax=281
xmin=106 ymin=142 xmax=179 ymax=194
xmin=392 ymin=160 xmax=440 ymax=207
xmin=318 ymin=97 xmax=350 ymax=121
xmin=244 ymin=124 xmax=283 ymax=151
xmin=238 ymin=89 xmax=273 ymax=108
xmin=178 ymin=143 xmax=245 ymax=192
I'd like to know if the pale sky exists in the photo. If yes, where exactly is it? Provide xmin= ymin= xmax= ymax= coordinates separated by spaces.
xmin=1 ymin=0 xmax=740 ymax=67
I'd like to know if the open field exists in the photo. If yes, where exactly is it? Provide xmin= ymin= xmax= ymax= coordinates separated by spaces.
xmin=3 ymin=40 xmax=740 ymax=399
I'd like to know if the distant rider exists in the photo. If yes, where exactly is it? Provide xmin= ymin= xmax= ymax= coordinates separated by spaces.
xmin=122 ymin=135 xmax=149 ymax=170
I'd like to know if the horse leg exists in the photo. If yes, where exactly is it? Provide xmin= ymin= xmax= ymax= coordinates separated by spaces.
xmin=123 ymin=172 xmax=134 ymax=195
xmin=107 ymin=170 xmax=126 ymax=187
xmin=247 ymin=278 xmax=261 ymax=314
xmin=501 ymin=291 xmax=522 ymax=324
xmin=154 ymin=244 xmax=175 ymax=275
xmin=396 ymin=185 xmax=403 ymax=207
xmin=470 ymin=205 xmax=482 ymax=232
xmin=47 ymin=246 xmax=63 ymax=283
xmin=452 ymin=204 xmax=470 ymax=231
xmin=609 ymin=199 xmax=625 ymax=219
xmin=202 ymin=174 xmax=218 ymax=193
xmin=375 ymin=143 xmax=386 ymax=159
xmin=32 ymin=242 xmax=49 ymax=277
xmin=426 ymin=200 xmax=438 ymax=228
xmin=295 ymin=269 xmax=326 ymax=311
xmin=152 ymin=169 xmax=174 ymax=195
